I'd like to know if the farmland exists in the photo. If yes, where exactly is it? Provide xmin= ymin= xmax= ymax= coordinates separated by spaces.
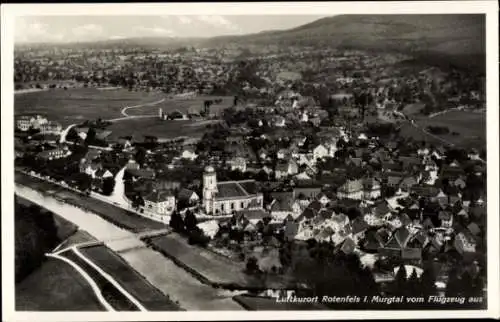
xmin=14 ymin=88 xmax=166 ymax=126
xmin=126 ymin=95 xmax=235 ymax=116
xmin=408 ymin=110 xmax=486 ymax=149
xmin=106 ymin=118 xmax=211 ymax=141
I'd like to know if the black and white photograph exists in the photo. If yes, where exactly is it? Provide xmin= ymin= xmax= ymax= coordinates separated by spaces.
xmin=2 ymin=1 xmax=499 ymax=320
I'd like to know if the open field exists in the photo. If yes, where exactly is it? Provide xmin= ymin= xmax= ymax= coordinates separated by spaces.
xmin=145 ymin=233 xmax=293 ymax=290
xmin=14 ymin=88 xmax=166 ymax=126
xmin=15 ymin=171 xmax=166 ymax=233
xmin=80 ymin=245 xmax=181 ymax=311
xmin=407 ymin=110 xmax=486 ymax=148
xmin=16 ymin=258 xmax=106 ymax=311
xmin=107 ymin=118 xmax=210 ymax=141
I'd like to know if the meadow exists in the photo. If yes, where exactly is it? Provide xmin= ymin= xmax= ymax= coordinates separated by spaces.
xmin=15 ymin=88 xmax=166 ymax=126
xmin=106 ymin=118 xmax=211 ymax=141
xmin=401 ymin=110 xmax=486 ymax=149
xmin=126 ymin=94 xmax=235 ymax=117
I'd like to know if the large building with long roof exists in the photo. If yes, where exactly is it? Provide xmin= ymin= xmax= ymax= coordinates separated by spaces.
xmin=202 ymin=166 xmax=263 ymax=215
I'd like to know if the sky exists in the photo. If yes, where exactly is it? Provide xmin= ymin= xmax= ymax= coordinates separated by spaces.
xmin=15 ymin=15 xmax=330 ymax=43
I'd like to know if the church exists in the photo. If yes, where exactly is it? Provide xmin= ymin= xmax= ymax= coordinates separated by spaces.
xmin=203 ymin=166 xmax=264 ymax=215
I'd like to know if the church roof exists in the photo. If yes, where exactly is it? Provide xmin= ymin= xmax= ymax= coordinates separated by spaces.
xmin=215 ymin=180 xmax=260 ymax=200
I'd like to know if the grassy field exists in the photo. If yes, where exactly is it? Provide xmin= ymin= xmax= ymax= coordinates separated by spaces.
xmin=80 ymin=245 xmax=181 ymax=311
xmin=14 ymin=88 xmax=166 ymax=126
xmin=127 ymin=95 xmax=234 ymax=116
xmin=16 ymin=258 xmax=105 ymax=311
xmin=410 ymin=110 xmax=486 ymax=148
xmin=145 ymin=233 xmax=292 ymax=290
xmin=107 ymin=118 xmax=210 ymax=141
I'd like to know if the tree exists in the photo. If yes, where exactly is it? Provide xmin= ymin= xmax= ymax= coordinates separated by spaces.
xmin=407 ymin=268 xmax=420 ymax=295
xmin=135 ymin=147 xmax=147 ymax=167
xmin=75 ymin=173 xmax=92 ymax=192
xmin=169 ymin=211 xmax=185 ymax=233
xmin=419 ymin=263 xmax=436 ymax=296
xmin=393 ymin=264 xmax=408 ymax=296
xmin=188 ymin=226 xmax=210 ymax=247
xmin=184 ymin=210 xmax=198 ymax=232
xmin=102 ymin=177 xmax=115 ymax=196
xmin=85 ymin=127 xmax=97 ymax=146
xmin=246 ymin=256 xmax=260 ymax=274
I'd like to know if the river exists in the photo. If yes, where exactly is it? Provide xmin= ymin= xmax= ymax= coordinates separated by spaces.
xmin=15 ymin=184 xmax=245 ymax=311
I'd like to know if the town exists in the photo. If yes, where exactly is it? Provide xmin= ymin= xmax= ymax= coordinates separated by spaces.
xmin=13 ymin=17 xmax=487 ymax=311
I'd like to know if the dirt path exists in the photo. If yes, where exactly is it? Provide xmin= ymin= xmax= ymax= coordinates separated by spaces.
xmin=120 ymin=98 xmax=165 ymax=117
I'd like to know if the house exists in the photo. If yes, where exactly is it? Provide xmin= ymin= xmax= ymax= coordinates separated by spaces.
xmin=337 ymin=179 xmax=364 ymax=200
xmin=81 ymin=160 xmax=101 ymax=178
xmin=95 ymin=168 xmax=114 ymax=180
xmin=350 ymin=217 xmax=369 ymax=243
xmin=143 ymin=189 xmax=176 ymax=217
xmin=363 ymin=178 xmax=381 ymax=199
xmin=294 ymin=172 xmax=312 ymax=181
xmin=177 ymin=188 xmax=200 ymax=206
xmin=37 ymin=146 xmax=71 ymax=160
xmin=126 ymin=168 xmax=155 ymax=181
xmin=39 ymin=121 xmax=63 ymax=134
xmin=227 ymin=157 xmax=247 ymax=172
xmin=339 ymin=237 xmax=356 ymax=254
xmin=126 ymin=159 xmax=140 ymax=170
xmin=400 ymin=176 xmax=419 ymax=192
xmin=275 ymin=160 xmax=299 ymax=179
xmin=316 ymin=192 xmax=332 ymax=206
xmin=438 ymin=211 xmax=453 ymax=228
xmin=273 ymin=116 xmax=286 ymax=127
xmin=270 ymin=197 xmax=302 ymax=221
xmin=312 ymin=144 xmax=329 ymax=161
xmin=117 ymin=137 xmax=133 ymax=149
xmin=276 ymin=148 xmax=290 ymax=160
xmin=454 ymin=231 xmax=477 ymax=255
xmin=181 ymin=148 xmax=198 ymax=161
xmin=293 ymin=187 xmax=322 ymax=200
xmin=16 ymin=115 xmax=48 ymax=131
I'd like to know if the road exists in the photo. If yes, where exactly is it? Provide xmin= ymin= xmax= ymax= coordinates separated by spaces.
xmin=120 ymin=98 xmax=166 ymax=117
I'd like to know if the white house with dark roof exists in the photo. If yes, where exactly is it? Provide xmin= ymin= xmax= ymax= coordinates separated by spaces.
xmin=337 ymin=179 xmax=364 ymax=200
xmin=203 ymin=166 xmax=263 ymax=215
xmin=143 ymin=189 xmax=176 ymax=219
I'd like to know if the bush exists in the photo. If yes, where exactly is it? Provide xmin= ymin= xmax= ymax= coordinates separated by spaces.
xmin=426 ymin=125 xmax=450 ymax=135
xmin=187 ymin=227 xmax=209 ymax=247
xmin=245 ymin=256 xmax=260 ymax=274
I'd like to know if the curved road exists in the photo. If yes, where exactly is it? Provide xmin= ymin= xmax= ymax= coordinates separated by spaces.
xmin=60 ymin=98 xmax=166 ymax=142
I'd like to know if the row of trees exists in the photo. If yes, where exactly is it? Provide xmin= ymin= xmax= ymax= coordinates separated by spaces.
xmin=169 ymin=210 xmax=210 ymax=247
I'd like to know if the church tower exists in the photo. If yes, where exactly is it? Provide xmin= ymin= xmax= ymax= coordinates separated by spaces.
xmin=203 ymin=166 xmax=217 ymax=214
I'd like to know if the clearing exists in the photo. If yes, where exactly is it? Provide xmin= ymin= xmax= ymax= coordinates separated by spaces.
xmin=14 ymin=88 xmax=166 ymax=126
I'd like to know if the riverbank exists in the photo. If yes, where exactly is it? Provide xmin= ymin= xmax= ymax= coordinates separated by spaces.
xmin=15 ymin=171 xmax=165 ymax=233
xmin=15 ymin=183 xmax=245 ymax=310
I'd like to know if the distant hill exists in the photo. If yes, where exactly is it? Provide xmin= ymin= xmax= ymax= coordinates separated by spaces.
xmin=202 ymin=14 xmax=485 ymax=71
xmin=17 ymin=14 xmax=485 ymax=71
